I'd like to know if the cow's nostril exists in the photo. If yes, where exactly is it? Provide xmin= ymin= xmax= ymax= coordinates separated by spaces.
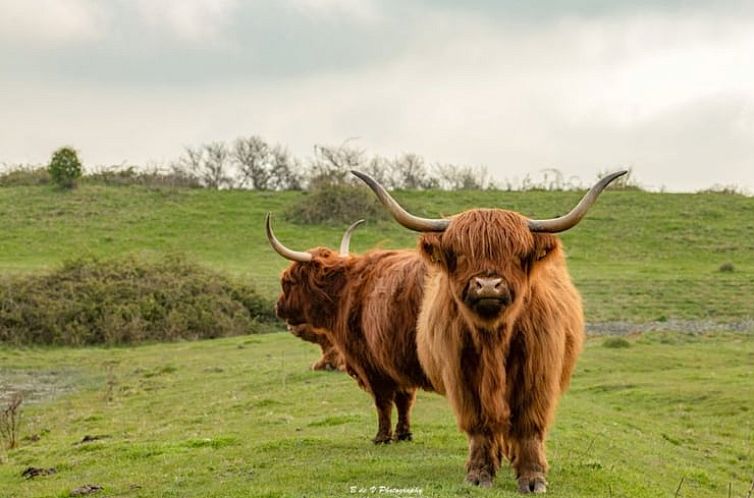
xmin=473 ymin=277 xmax=503 ymax=293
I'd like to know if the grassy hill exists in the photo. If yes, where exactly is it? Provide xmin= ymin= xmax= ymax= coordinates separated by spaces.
xmin=1 ymin=332 xmax=752 ymax=497
xmin=1 ymin=184 xmax=752 ymax=323
xmin=1 ymin=184 xmax=753 ymax=497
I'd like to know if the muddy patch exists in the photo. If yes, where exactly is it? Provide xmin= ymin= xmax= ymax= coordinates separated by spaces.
xmin=0 ymin=368 xmax=78 ymax=404
xmin=586 ymin=319 xmax=754 ymax=336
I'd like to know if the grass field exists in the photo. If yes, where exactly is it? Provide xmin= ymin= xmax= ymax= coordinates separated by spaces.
xmin=0 ymin=184 xmax=753 ymax=497
xmin=1 ymin=331 xmax=752 ymax=497
xmin=1 ymin=185 xmax=753 ymax=323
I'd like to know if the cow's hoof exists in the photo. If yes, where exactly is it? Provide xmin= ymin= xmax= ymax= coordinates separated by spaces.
xmin=465 ymin=469 xmax=493 ymax=488
xmin=394 ymin=431 xmax=413 ymax=442
xmin=517 ymin=476 xmax=547 ymax=494
xmin=372 ymin=433 xmax=393 ymax=445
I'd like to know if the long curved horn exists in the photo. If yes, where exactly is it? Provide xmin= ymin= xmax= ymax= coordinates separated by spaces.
xmin=351 ymin=170 xmax=449 ymax=232
xmin=339 ymin=219 xmax=365 ymax=256
xmin=528 ymin=170 xmax=628 ymax=233
xmin=265 ymin=212 xmax=313 ymax=262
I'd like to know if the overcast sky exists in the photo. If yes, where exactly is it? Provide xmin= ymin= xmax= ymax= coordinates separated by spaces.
xmin=1 ymin=0 xmax=753 ymax=192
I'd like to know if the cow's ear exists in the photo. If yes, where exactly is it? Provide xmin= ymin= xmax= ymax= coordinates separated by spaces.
xmin=420 ymin=234 xmax=444 ymax=266
xmin=528 ymin=233 xmax=559 ymax=268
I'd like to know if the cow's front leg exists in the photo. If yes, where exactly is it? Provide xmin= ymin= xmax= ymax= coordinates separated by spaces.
xmin=465 ymin=430 xmax=504 ymax=488
xmin=506 ymin=435 xmax=548 ymax=493
xmin=393 ymin=389 xmax=416 ymax=441
xmin=372 ymin=389 xmax=395 ymax=444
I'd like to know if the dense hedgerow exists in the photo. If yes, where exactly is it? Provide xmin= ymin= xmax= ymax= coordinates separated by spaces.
xmin=0 ymin=166 xmax=51 ymax=186
xmin=0 ymin=255 xmax=276 ymax=346
xmin=83 ymin=166 xmax=203 ymax=189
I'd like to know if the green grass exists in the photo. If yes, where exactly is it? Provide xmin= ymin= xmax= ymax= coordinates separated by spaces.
xmin=1 ymin=185 xmax=752 ymax=323
xmin=0 ymin=331 xmax=752 ymax=497
xmin=1 ymin=185 xmax=752 ymax=495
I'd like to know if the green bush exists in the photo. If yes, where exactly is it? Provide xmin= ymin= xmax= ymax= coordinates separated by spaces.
xmin=0 ymin=255 xmax=276 ymax=346
xmin=603 ymin=337 xmax=631 ymax=348
xmin=284 ymin=183 xmax=387 ymax=225
xmin=48 ymin=147 xmax=83 ymax=189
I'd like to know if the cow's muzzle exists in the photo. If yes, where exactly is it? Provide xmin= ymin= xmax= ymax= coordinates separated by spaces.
xmin=464 ymin=277 xmax=512 ymax=319
xmin=275 ymin=300 xmax=303 ymax=326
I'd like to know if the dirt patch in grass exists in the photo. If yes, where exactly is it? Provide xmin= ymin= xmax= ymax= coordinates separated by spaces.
xmin=586 ymin=319 xmax=754 ymax=336
xmin=0 ymin=368 xmax=78 ymax=404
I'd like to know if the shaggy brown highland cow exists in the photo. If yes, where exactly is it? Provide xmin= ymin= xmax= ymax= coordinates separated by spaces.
xmin=266 ymin=216 xmax=433 ymax=443
xmin=354 ymin=169 xmax=625 ymax=493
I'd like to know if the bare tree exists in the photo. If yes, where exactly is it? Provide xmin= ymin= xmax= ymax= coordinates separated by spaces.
xmin=394 ymin=153 xmax=436 ymax=189
xmin=0 ymin=392 xmax=23 ymax=450
xmin=232 ymin=136 xmax=302 ymax=191
xmin=203 ymin=142 xmax=232 ymax=189
xmin=362 ymin=156 xmax=399 ymax=190
xmin=180 ymin=143 xmax=233 ymax=190
xmin=233 ymin=136 xmax=272 ymax=190
xmin=434 ymin=164 xmax=489 ymax=190
xmin=308 ymin=143 xmax=366 ymax=188
xmin=267 ymin=145 xmax=302 ymax=191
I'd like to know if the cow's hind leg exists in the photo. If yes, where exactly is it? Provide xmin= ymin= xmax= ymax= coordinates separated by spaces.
xmin=393 ymin=389 xmax=416 ymax=441
xmin=372 ymin=388 xmax=395 ymax=444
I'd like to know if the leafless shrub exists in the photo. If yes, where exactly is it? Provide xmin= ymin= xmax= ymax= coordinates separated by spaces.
xmin=0 ymin=392 xmax=23 ymax=450
xmin=596 ymin=167 xmax=641 ymax=191
xmin=308 ymin=142 xmax=366 ymax=188
xmin=267 ymin=145 xmax=302 ymax=191
xmin=394 ymin=153 xmax=437 ymax=189
xmin=180 ymin=142 xmax=233 ymax=189
xmin=233 ymin=136 xmax=272 ymax=190
xmin=698 ymin=184 xmax=748 ymax=196
xmin=433 ymin=164 xmax=489 ymax=190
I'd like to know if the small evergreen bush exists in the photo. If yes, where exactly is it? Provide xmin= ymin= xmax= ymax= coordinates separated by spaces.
xmin=48 ymin=147 xmax=83 ymax=189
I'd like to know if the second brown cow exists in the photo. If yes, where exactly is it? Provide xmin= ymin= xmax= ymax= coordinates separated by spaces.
xmin=266 ymin=216 xmax=432 ymax=443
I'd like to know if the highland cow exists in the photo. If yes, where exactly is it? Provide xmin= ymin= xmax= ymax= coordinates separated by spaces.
xmin=266 ymin=215 xmax=432 ymax=443
xmin=354 ymin=169 xmax=625 ymax=492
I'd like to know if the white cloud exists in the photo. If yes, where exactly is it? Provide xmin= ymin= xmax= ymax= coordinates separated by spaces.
xmin=133 ymin=0 xmax=239 ymax=43
xmin=1 ymin=6 xmax=753 ymax=192
xmin=285 ymin=0 xmax=381 ymax=24
xmin=0 ymin=0 xmax=105 ymax=45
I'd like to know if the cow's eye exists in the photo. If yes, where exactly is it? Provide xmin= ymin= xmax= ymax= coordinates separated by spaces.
xmin=444 ymin=248 xmax=457 ymax=271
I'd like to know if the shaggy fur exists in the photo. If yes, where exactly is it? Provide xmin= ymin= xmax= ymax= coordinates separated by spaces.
xmin=288 ymin=324 xmax=345 ymax=371
xmin=416 ymin=209 xmax=583 ymax=492
xmin=276 ymin=247 xmax=432 ymax=443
